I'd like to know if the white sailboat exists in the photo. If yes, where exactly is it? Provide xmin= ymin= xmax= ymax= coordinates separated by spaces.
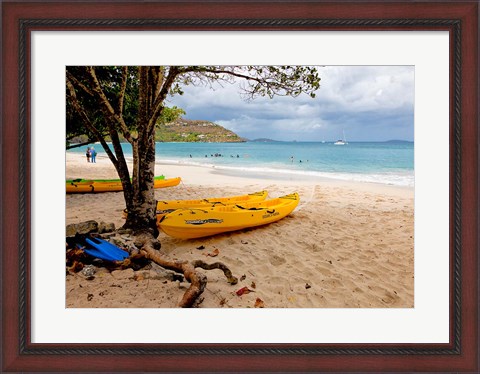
xmin=334 ymin=130 xmax=348 ymax=145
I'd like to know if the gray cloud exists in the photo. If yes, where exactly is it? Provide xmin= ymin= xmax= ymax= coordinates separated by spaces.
xmin=168 ymin=66 xmax=414 ymax=142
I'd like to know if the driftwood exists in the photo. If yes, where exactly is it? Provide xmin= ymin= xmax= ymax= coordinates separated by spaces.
xmin=134 ymin=233 xmax=238 ymax=308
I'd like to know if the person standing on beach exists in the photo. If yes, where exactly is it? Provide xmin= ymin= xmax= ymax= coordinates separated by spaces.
xmin=90 ymin=147 xmax=97 ymax=163
xmin=85 ymin=147 xmax=91 ymax=162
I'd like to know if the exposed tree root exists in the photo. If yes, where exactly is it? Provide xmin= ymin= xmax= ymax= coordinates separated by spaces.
xmin=192 ymin=260 xmax=238 ymax=286
xmin=135 ymin=233 xmax=238 ymax=307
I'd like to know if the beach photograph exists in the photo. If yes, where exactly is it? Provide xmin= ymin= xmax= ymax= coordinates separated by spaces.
xmin=66 ymin=66 xmax=414 ymax=308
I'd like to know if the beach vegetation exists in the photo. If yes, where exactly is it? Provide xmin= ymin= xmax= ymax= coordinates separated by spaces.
xmin=66 ymin=66 xmax=320 ymax=306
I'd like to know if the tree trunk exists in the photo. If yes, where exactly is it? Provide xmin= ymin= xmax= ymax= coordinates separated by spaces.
xmin=123 ymin=122 xmax=158 ymax=236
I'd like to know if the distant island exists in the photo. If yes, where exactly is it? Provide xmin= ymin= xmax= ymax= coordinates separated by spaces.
xmin=156 ymin=118 xmax=246 ymax=143
xmin=384 ymin=139 xmax=414 ymax=143
xmin=249 ymin=138 xmax=281 ymax=143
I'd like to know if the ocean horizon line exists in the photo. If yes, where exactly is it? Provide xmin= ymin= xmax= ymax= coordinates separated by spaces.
xmin=245 ymin=139 xmax=414 ymax=143
xmin=71 ymin=139 xmax=414 ymax=147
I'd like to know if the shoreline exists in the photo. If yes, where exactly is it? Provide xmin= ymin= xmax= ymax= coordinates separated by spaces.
xmin=67 ymin=142 xmax=414 ymax=188
xmin=67 ymin=152 xmax=413 ymax=194
xmin=66 ymin=152 xmax=414 ymax=308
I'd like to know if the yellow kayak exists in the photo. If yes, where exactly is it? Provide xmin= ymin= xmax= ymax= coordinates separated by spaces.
xmin=158 ymin=192 xmax=299 ymax=239
xmin=155 ymin=190 xmax=268 ymax=221
xmin=122 ymin=190 xmax=269 ymax=221
xmin=66 ymin=176 xmax=180 ymax=194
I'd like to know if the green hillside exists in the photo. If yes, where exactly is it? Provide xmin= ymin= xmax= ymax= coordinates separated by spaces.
xmin=155 ymin=118 xmax=246 ymax=143
xmin=68 ymin=118 xmax=246 ymax=146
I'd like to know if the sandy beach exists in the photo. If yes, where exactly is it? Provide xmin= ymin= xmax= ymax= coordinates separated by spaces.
xmin=66 ymin=152 xmax=414 ymax=308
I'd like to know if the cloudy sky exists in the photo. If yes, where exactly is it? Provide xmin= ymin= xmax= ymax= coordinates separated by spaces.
xmin=168 ymin=66 xmax=414 ymax=142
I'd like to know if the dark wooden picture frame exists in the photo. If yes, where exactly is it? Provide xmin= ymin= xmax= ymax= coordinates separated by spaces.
xmin=2 ymin=1 xmax=478 ymax=372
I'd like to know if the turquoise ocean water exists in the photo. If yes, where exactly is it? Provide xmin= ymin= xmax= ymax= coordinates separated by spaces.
xmin=69 ymin=141 xmax=414 ymax=187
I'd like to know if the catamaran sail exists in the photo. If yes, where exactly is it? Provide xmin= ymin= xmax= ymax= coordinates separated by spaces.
xmin=334 ymin=130 xmax=348 ymax=145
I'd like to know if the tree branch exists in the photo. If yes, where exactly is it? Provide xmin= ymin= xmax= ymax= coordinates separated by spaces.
xmin=148 ymin=67 xmax=181 ymax=133
xmin=117 ymin=66 xmax=128 ymax=115
xmin=66 ymin=138 xmax=101 ymax=150
xmin=66 ymin=77 xmax=119 ymax=167
xmin=176 ymin=66 xmax=320 ymax=100
xmin=86 ymin=66 xmax=136 ymax=144
xmin=66 ymin=70 xmax=94 ymax=96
